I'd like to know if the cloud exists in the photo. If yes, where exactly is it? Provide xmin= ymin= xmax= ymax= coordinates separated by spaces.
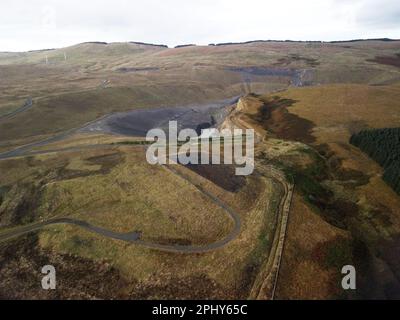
xmin=355 ymin=0 xmax=400 ymax=28
xmin=0 ymin=0 xmax=399 ymax=51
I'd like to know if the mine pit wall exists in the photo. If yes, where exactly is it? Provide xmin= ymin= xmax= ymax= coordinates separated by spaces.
xmin=223 ymin=95 xmax=294 ymax=299
xmin=219 ymin=97 xmax=265 ymax=144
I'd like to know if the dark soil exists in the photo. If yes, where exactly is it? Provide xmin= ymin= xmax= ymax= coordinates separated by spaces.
xmin=274 ymin=54 xmax=320 ymax=67
xmin=334 ymin=168 xmax=370 ymax=187
xmin=129 ymin=274 xmax=238 ymax=299
xmin=367 ymin=53 xmax=400 ymax=68
xmin=256 ymin=96 xmax=316 ymax=143
xmin=117 ymin=67 xmax=159 ymax=73
xmin=85 ymin=152 xmax=123 ymax=172
xmin=227 ymin=66 xmax=298 ymax=77
xmin=145 ymin=237 xmax=192 ymax=246
xmin=0 ymin=232 xmax=251 ymax=299
xmin=0 ymin=183 xmax=43 ymax=227
xmin=186 ymin=163 xmax=246 ymax=192
xmin=377 ymin=235 xmax=400 ymax=298
xmin=82 ymin=97 xmax=238 ymax=137
xmin=54 ymin=151 xmax=124 ymax=181
xmin=0 ymin=235 xmax=128 ymax=299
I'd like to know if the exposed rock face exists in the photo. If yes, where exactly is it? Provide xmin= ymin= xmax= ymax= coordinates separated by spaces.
xmin=220 ymin=96 xmax=265 ymax=143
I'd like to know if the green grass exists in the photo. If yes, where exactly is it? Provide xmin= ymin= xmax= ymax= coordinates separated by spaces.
xmin=280 ymin=148 xmax=331 ymax=205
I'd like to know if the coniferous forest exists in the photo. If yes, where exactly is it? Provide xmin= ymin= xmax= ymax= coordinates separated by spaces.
xmin=350 ymin=128 xmax=400 ymax=194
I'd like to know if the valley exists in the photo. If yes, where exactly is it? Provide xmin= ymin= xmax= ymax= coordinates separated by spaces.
xmin=0 ymin=39 xmax=400 ymax=299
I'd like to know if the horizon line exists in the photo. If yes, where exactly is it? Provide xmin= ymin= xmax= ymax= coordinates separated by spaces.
xmin=1 ymin=37 xmax=399 ymax=54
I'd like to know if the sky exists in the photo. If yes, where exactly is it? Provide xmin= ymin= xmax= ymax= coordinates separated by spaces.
xmin=0 ymin=0 xmax=399 ymax=51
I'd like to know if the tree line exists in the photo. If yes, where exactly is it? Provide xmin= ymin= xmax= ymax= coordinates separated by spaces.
xmin=350 ymin=128 xmax=400 ymax=194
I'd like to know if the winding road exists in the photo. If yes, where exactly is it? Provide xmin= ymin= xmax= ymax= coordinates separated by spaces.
xmin=0 ymin=153 xmax=290 ymax=257
xmin=0 ymin=100 xmax=291 ymax=257
xmin=0 ymin=97 xmax=33 ymax=121
xmin=0 ymin=152 xmax=242 ymax=253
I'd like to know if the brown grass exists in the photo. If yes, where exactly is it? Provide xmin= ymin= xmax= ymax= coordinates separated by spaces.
xmin=0 ymin=140 xmax=283 ymax=299
xmin=367 ymin=54 xmax=400 ymax=69
xmin=272 ymin=84 xmax=400 ymax=144
xmin=275 ymin=193 xmax=349 ymax=299
xmin=253 ymin=84 xmax=400 ymax=298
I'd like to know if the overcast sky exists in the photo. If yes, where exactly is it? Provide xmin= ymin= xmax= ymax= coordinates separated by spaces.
xmin=1 ymin=0 xmax=399 ymax=51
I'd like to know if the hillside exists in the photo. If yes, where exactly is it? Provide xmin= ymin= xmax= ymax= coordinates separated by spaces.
xmin=235 ymin=85 xmax=400 ymax=298
xmin=1 ymin=40 xmax=400 ymax=151
xmin=1 ymin=40 xmax=400 ymax=299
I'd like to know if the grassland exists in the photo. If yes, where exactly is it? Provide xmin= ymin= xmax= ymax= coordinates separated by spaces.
xmin=1 ymin=40 xmax=400 ymax=299
xmin=1 ymin=40 xmax=400 ymax=149
xmin=235 ymin=85 xmax=400 ymax=298
xmin=0 ymin=132 xmax=285 ymax=298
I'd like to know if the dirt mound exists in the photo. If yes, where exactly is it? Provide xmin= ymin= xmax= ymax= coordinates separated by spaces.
xmin=186 ymin=163 xmax=246 ymax=192
xmin=82 ymin=98 xmax=238 ymax=137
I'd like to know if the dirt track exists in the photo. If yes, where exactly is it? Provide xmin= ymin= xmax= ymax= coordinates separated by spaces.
xmin=0 ymin=97 xmax=33 ymax=121
xmin=0 ymin=98 xmax=292 ymax=275
xmin=0 ymin=150 xmax=242 ymax=254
